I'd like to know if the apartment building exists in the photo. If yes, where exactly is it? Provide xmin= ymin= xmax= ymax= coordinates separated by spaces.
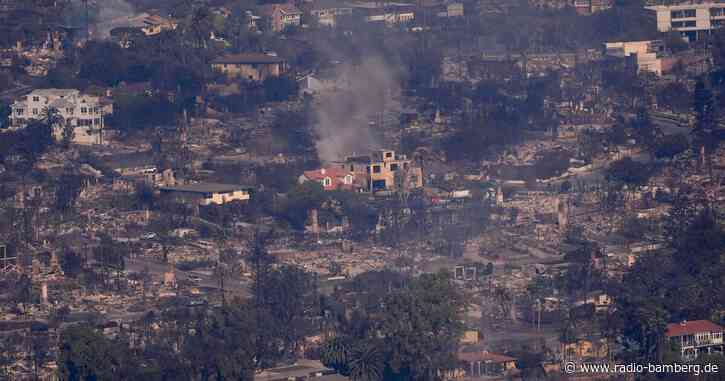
xmin=647 ymin=2 xmax=725 ymax=41
xmin=665 ymin=320 xmax=724 ymax=361
xmin=9 ymin=89 xmax=111 ymax=145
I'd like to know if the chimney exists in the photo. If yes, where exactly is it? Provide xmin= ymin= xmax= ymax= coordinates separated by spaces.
xmin=41 ymin=282 xmax=48 ymax=305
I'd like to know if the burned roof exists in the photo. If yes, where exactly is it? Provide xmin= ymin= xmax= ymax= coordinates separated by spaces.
xmin=457 ymin=351 xmax=517 ymax=364
xmin=159 ymin=183 xmax=253 ymax=194
xmin=344 ymin=155 xmax=371 ymax=163
xmin=211 ymin=52 xmax=286 ymax=65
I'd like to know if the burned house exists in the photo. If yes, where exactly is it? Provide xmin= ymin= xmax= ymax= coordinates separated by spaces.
xmin=159 ymin=183 xmax=252 ymax=206
xmin=211 ymin=52 xmax=287 ymax=81
xmin=335 ymin=150 xmax=423 ymax=194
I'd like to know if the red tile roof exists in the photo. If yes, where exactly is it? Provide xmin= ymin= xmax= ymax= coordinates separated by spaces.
xmin=457 ymin=351 xmax=516 ymax=364
xmin=303 ymin=167 xmax=350 ymax=181
xmin=666 ymin=320 xmax=724 ymax=337
xmin=258 ymin=3 xmax=302 ymax=16
xmin=302 ymin=167 xmax=356 ymax=191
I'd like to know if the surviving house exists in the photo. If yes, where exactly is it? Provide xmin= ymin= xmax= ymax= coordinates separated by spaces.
xmin=336 ymin=149 xmax=423 ymax=194
xmin=309 ymin=0 xmax=354 ymax=27
xmin=253 ymin=360 xmax=345 ymax=380
xmin=603 ymin=40 xmax=671 ymax=76
xmin=211 ymin=52 xmax=287 ymax=81
xmin=9 ymin=88 xmax=112 ymax=145
xmin=665 ymin=320 xmax=724 ymax=361
xmin=299 ymin=167 xmax=360 ymax=191
xmin=159 ymin=183 xmax=253 ymax=206
xmin=258 ymin=3 xmax=302 ymax=32
xmin=362 ymin=4 xmax=415 ymax=25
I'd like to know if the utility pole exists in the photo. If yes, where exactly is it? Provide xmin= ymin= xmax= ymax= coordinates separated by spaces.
xmin=83 ymin=0 xmax=89 ymax=41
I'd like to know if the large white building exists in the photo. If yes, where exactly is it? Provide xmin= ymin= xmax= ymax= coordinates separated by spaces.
xmin=647 ymin=2 xmax=725 ymax=41
xmin=9 ymin=89 xmax=111 ymax=145
xmin=666 ymin=320 xmax=724 ymax=361
xmin=604 ymin=40 xmax=669 ymax=76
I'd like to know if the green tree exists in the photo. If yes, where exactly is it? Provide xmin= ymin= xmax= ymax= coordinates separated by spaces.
xmin=657 ymin=82 xmax=690 ymax=113
xmin=55 ymin=171 xmax=84 ymax=213
xmin=654 ymin=133 xmax=688 ymax=159
xmin=276 ymin=181 xmax=326 ymax=230
xmin=181 ymin=302 xmax=256 ymax=381
xmin=263 ymin=75 xmax=298 ymax=102
xmin=377 ymin=272 xmax=465 ymax=380
xmin=321 ymin=336 xmax=352 ymax=375
xmin=58 ymin=326 xmax=124 ymax=380
xmin=349 ymin=342 xmax=384 ymax=381
xmin=605 ymin=157 xmax=654 ymax=187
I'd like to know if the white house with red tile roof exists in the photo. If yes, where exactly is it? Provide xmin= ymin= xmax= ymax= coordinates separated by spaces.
xmin=665 ymin=320 xmax=724 ymax=361
xmin=299 ymin=167 xmax=357 ymax=191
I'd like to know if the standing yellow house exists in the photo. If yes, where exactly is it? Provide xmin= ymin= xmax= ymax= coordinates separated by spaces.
xmin=159 ymin=183 xmax=252 ymax=206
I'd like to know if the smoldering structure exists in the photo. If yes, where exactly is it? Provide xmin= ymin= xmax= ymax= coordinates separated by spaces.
xmin=312 ymin=57 xmax=400 ymax=163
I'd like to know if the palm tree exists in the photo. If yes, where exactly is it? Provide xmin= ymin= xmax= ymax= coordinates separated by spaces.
xmin=349 ymin=342 xmax=384 ymax=381
xmin=41 ymin=106 xmax=62 ymax=129
xmin=320 ymin=337 xmax=351 ymax=374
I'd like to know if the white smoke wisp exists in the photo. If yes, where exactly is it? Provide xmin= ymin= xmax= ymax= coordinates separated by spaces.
xmin=313 ymin=57 xmax=400 ymax=163
xmin=91 ymin=0 xmax=139 ymax=39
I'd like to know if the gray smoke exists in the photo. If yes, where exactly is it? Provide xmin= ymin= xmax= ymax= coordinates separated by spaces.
xmin=313 ymin=57 xmax=400 ymax=163
xmin=91 ymin=0 xmax=139 ymax=39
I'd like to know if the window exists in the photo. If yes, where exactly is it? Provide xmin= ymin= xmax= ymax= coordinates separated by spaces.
xmin=323 ymin=177 xmax=332 ymax=187
xmin=672 ymin=9 xmax=695 ymax=19
xmin=16 ymin=109 xmax=23 ymax=115
xmin=66 ymin=108 xmax=73 ymax=114
xmin=81 ymin=107 xmax=87 ymax=114
xmin=712 ymin=7 xmax=724 ymax=17
xmin=385 ymin=152 xmax=392 ymax=158
xmin=684 ymin=20 xmax=696 ymax=27
xmin=32 ymin=108 xmax=38 ymax=115
xmin=373 ymin=165 xmax=381 ymax=173
xmin=390 ymin=163 xmax=399 ymax=171
xmin=32 ymin=96 xmax=39 ymax=102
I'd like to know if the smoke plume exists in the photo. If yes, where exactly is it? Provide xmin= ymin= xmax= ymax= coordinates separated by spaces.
xmin=90 ymin=0 xmax=139 ymax=39
xmin=313 ymin=57 xmax=400 ymax=163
